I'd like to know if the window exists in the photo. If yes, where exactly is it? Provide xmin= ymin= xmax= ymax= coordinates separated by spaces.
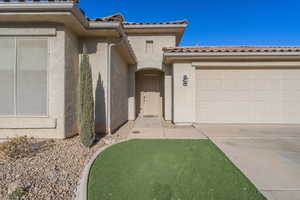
xmin=145 ymin=40 xmax=154 ymax=53
xmin=0 ymin=38 xmax=48 ymax=116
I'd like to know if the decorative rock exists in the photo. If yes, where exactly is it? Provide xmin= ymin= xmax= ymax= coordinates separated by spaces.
xmin=7 ymin=181 xmax=22 ymax=195
xmin=0 ymin=136 xmax=107 ymax=200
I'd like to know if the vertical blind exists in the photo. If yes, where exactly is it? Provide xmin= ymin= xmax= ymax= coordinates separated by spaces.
xmin=0 ymin=38 xmax=48 ymax=116
xmin=0 ymin=38 xmax=15 ymax=115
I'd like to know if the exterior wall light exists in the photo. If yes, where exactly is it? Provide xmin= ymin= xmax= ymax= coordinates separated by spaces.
xmin=183 ymin=75 xmax=189 ymax=86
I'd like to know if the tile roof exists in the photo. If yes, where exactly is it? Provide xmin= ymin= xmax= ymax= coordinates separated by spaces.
xmin=87 ymin=13 xmax=188 ymax=26
xmin=87 ymin=13 xmax=125 ymax=22
xmin=163 ymin=46 xmax=300 ymax=53
xmin=122 ymin=20 xmax=188 ymax=25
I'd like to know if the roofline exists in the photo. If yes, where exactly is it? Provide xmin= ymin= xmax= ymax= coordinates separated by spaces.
xmin=88 ymin=21 xmax=137 ymax=64
xmin=123 ymin=24 xmax=188 ymax=29
xmin=0 ymin=1 xmax=76 ymax=10
xmin=124 ymin=23 xmax=188 ymax=45
xmin=0 ymin=1 xmax=88 ymax=26
xmin=163 ymin=52 xmax=300 ymax=64
xmin=164 ymin=52 xmax=300 ymax=57
xmin=0 ymin=2 xmax=137 ymax=64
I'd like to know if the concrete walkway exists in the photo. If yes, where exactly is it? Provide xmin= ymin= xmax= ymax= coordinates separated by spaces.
xmin=196 ymin=124 xmax=300 ymax=200
xmin=128 ymin=117 xmax=207 ymax=139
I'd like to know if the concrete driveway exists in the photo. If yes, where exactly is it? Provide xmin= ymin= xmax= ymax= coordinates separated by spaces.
xmin=196 ymin=124 xmax=300 ymax=200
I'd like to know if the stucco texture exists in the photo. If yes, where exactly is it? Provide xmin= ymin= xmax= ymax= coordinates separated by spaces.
xmin=64 ymin=29 xmax=80 ymax=138
xmin=110 ymin=47 xmax=129 ymax=132
xmin=127 ymin=35 xmax=176 ymax=71
xmin=173 ymin=62 xmax=196 ymax=125
xmin=84 ymin=40 xmax=108 ymax=134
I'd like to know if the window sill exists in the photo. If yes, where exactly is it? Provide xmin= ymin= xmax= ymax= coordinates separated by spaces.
xmin=0 ymin=117 xmax=57 ymax=129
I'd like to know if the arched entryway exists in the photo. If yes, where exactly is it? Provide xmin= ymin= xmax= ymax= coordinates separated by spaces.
xmin=135 ymin=69 xmax=164 ymax=117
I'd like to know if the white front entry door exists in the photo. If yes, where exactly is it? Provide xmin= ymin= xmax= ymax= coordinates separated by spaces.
xmin=141 ymin=75 xmax=161 ymax=116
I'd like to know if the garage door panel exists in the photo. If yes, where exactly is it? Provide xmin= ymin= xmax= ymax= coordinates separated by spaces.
xmin=197 ymin=91 xmax=220 ymax=101
xmin=283 ymin=102 xmax=300 ymax=122
xmin=283 ymin=91 xmax=300 ymax=101
xmin=197 ymin=80 xmax=222 ymax=90
xmin=252 ymin=80 xmax=281 ymax=91
xmin=222 ymin=80 xmax=251 ymax=90
xmin=196 ymin=102 xmax=219 ymax=121
xmin=196 ymin=102 xmax=250 ymax=122
xmin=222 ymin=70 xmax=251 ymax=79
xmin=251 ymin=70 xmax=283 ymax=79
xmin=282 ymin=80 xmax=300 ymax=91
xmin=222 ymin=102 xmax=250 ymax=121
xmin=198 ymin=70 xmax=223 ymax=79
xmin=250 ymin=91 xmax=281 ymax=101
xmin=222 ymin=91 xmax=250 ymax=101
xmin=282 ymin=70 xmax=300 ymax=79
xmin=196 ymin=69 xmax=300 ymax=124
xmin=250 ymin=102 xmax=283 ymax=122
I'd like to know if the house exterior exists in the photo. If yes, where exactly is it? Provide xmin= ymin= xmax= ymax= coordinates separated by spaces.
xmin=0 ymin=0 xmax=300 ymax=139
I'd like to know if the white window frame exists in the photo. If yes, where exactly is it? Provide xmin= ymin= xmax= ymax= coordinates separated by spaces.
xmin=0 ymin=37 xmax=49 ymax=118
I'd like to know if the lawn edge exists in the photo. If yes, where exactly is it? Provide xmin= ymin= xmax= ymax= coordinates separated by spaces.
xmin=77 ymin=138 xmax=267 ymax=200
xmin=75 ymin=138 xmax=132 ymax=200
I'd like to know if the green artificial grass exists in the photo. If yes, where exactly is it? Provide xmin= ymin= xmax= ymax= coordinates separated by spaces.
xmin=88 ymin=140 xmax=266 ymax=200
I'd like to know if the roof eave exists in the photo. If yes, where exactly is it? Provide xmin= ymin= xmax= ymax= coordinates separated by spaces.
xmin=0 ymin=3 xmax=137 ymax=63
xmin=163 ymin=52 xmax=300 ymax=64
xmin=123 ymin=24 xmax=187 ymax=29
xmin=0 ymin=1 xmax=76 ymax=10
xmin=124 ymin=24 xmax=187 ymax=45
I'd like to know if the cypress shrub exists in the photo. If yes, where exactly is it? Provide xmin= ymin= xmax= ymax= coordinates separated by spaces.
xmin=79 ymin=46 xmax=95 ymax=147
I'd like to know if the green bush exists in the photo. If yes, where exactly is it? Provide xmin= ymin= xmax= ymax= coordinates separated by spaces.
xmin=0 ymin=136 xmax=31 ymax=162
xmin=8 ymin=187 xmax=27 ymax=200
xmin=79 ymin=47 xmax=95 ymax=147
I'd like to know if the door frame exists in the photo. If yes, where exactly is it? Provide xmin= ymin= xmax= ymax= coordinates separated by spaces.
xmin=135 ymin=69 xmax=164 ymax=118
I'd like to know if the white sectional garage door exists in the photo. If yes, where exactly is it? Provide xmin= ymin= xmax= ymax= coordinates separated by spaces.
xmin=196 ymin=68 xmax=300 ymax=123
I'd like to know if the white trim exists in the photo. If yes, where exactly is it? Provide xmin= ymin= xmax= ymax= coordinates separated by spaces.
xmin=0 ymin=2 xmax=75 ymax=10
xmin=88 ymin=21 xmax=121 ymax=29
xmin=0 ymin=27 xmax=56 ymax=36
xmin=14 ymin=37 xmax=17 ymax=115
xmin=164 ymin=52 xmax=300 ymax=57
xmin=0 ymin=117 xmax=56 ymax=129
xmin=192 ymin=61 xmax=300 ymax=68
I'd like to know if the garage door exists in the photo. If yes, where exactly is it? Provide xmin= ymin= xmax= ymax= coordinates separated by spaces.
xmin=196 ymin=68 xmax=300 ymax=123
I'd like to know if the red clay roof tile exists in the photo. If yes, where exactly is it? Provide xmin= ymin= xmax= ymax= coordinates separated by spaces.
xmin=87 ymin=13 xmax=188 ymax=26
xmin=122 ymin=20 xmax=188 ymax=25
xmin=163 ymin=46 xmax=300 ymax=53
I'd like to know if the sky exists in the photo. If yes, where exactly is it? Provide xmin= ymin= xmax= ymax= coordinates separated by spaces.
xmin=78 ymin=0 xmax=300 ymax=46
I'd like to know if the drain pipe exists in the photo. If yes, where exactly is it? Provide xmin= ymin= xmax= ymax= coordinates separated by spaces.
xmin=106 ymin=38 xmax=125 ymax=135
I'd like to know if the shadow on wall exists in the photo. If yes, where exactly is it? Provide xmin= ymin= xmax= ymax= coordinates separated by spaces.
xmin=95 ymin=73 xmax=106 ymax=135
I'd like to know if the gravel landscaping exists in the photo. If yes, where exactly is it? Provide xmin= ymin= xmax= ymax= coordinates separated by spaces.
xmin=0 ymin=121 xmax=133 ymax=200
xmin=0 ymin=136 xmax=108 ymax=200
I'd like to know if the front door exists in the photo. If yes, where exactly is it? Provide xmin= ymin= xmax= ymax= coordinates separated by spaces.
xmin=141 ymin=74 xmax=161 ymax=116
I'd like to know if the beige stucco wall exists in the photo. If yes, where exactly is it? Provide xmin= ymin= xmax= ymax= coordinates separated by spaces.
xmin=110 ymin=47 xmax=129 ymax=132
xmin=173 ymin=62 xmax=196 ymax=125
xmin=0 ymin=25 xmax=67 ymax=139
xmin=128 ymin=64 xmax=136 ymax=120
xmin=164 ymin=65 xmax=173 ymax=121
xmin=127 ymin=35 xmax=176 ymax=71
xmin=64 ymin=28 xmax=80 ymax=138
xmin=83 ymin=40 xmax=108 ymax=133
xmin=127 ymin=35 xmax=176 ymax=121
